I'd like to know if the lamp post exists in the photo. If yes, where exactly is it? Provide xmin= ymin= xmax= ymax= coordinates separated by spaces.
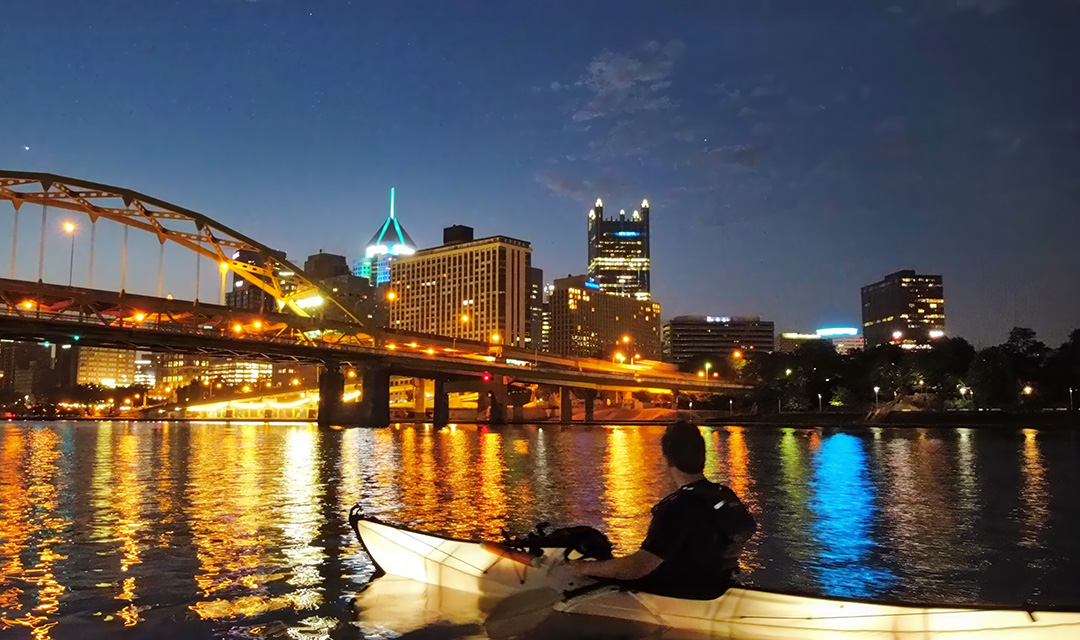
xmin=1070 ymin=387 xmax=1074 ymax=411
xmin=729 ymin=398 xmax=733 ymax=416
xmin=959 ymin=386 xmax=967 ymax=408
xmin=817 ymin=393 xmax=823 ymax=413
xmin=873 ymin=386 xmax=880 ymax=408
xmin=704 ymin=362 xmax=712 ymax=380
xmin=63 ymin=222 xmax=76 ymax=286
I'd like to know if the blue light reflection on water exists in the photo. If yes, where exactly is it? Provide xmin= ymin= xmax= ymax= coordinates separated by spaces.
xmin=808 ymin=433 xmax=896 ymax=598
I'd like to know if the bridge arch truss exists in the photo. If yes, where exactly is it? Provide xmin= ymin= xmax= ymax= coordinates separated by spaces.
xmin=0 ymin=170 xmax=362 ymax=324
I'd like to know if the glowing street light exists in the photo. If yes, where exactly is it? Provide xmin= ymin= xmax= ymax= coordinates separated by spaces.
xmin=614 ymin=352 xmax=625 ymax=365
xmin=732 ymin=351 xmax=742 ymax=359
xmin=704 ymin=362 xmax=712 ymax=379
xmin=818 ymin=393 xmax=823 ymax=412
xmin=874 ymin=385 xmax=880 ymax=407
xmin=63 ymin=222 xmax=77 ymax=286
xmin=386 ymin=290 xmax=397 ymax=301
xmin=490 ymin=332 xmax=501 ymax=344
xmin=460 ymin=314 xmax=469 ymax=323
xmin=1023 ymin=385 xmax=1033 ymax=396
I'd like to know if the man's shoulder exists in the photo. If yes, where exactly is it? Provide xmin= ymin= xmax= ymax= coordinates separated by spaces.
xmin=655 ymin=481 xmax=730 ymax=513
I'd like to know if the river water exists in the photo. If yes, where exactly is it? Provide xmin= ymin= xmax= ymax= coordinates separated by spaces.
xmin=0 ymin=421 xmax=1077 ymax=639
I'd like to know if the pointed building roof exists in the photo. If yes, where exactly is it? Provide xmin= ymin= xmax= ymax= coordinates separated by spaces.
xmin=365 ymin=188 xmax=416 ymax=256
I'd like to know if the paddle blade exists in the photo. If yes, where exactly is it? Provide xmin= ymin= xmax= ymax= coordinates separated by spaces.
xmin=484 ymin=587 xmax=562 ymax=639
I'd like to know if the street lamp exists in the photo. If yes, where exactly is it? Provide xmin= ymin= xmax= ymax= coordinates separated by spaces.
xmin=873 ymin=386 xmax=880 ymax=407
xmin=729 ymin=398 xmax=733 ymax=416
xmin=818 ymin=393 xmax=823 ymax=413
xmin=63 ymin=222 xmax=77 ymax=286
xmin=614 ymin=352 xmax=625 ymax=365
xmin=1070 ymin=387 xmax=1074 ymax=411
xmin=704 ymin=362 xmax=712 ymax=379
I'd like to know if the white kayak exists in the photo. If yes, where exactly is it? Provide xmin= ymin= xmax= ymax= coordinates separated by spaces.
xmin=348 ymin=507 xmax=1080 ymax=639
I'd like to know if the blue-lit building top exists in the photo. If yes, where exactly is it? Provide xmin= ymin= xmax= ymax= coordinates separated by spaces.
xmin=587 ymin=198 xmax=651 ymax=300
xmin=353 ymin=188 xmax=416 ymax=285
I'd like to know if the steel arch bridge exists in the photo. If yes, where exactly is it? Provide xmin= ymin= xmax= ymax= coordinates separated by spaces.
xmin=0 ymin=170 xmax=362 ymax=324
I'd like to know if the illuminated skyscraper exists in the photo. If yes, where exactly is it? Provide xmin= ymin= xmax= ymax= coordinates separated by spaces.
xmin=386 ymin=226 xmax=532 ymax=347
xmin=861 ymin=270 xmax=945 ymax=348
xmin=354 ymin=188 xmax=416 ymax=285
xmin=548 ymin=275 xmax=661 ymax=360
xmin=587 ymin=198 xmax=651 ymax=300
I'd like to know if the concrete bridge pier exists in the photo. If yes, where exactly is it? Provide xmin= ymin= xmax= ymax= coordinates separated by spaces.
xmin=360 ymin=363 xmax=391 ymax=428
xmin=560 ymin=386 xmax=573 ymax=423
xmin=583 ymin=389 xmax=597 ymax=422
xmin=433 ymin=379 xmax=450 ymax=427
xmin=487 ymin=392 xmax=507 ymax=425
xmin=317 ymin=364 xmax=345 ymax=429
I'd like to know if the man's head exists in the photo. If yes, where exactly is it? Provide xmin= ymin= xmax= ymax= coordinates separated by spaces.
xmin=661 ymin=421 xmax=706 ymax=475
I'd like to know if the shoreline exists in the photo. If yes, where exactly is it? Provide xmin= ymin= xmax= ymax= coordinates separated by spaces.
xmin=5 ymin=409 xmax=1078 ymax=429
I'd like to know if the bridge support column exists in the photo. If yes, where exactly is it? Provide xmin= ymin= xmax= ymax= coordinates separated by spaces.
xmin=477 ymin=390 xmax=489 ymax=421
xmin=360 ymin=363 xmax=391 ymax=428
xmin=488 ymin=393 xmax=507 ymax=425
xmin=433 ymin=379 xmax=449 ymax=427
xmin=560 ymin=386 xmax=573 ymax=423
xmin=318 ymin=364 xmax=345 ymax=429
xmin=412 ymin=378 xmax=427 ymax=417
xmin=583 ymin=389 xmax=597 ymax=422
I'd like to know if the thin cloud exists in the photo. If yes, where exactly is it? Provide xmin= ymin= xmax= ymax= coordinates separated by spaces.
xmin=567 ymin=39 xmax=686 ymax=122
xmin=702 ymin=144 xmax=767 ymax=167
xmin=535 ymin=171 xmax=627 ymax=203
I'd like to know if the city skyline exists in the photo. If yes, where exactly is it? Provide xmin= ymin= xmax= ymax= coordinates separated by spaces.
xmin=2 ymin=1 xmax=1078 ymax=347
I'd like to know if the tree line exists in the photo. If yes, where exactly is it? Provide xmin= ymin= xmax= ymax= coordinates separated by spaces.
xmin=683 ymin=327 xmax=1080 ymax=412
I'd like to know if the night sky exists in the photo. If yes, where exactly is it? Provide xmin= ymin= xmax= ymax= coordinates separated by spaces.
xmin=2 ymin=1 xmax=1078 ymax=347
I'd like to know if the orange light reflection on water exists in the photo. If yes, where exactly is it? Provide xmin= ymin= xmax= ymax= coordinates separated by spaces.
xmin=441 ymin=426 xmax=480 ymax=538
xmin=112 ymin=425 xmax=145 ymax=626
xmin=0 ymin=427 xmax=67 ymax=640
xmin=477 ymin=428 xmax=508 ymax=539
xmin=188 ymin=424 xmax=272 ymax=619
xmin=398 ymin=426 xmax=440 ymax=530
xmin=602 ymin=427 xmax=655 ymax=553
xmin=1019 ymin=428 xmax=1048 ymax=548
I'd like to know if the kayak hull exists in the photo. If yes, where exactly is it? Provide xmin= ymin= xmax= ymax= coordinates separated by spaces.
xmin=349 ymin=509 xmax=1080 ymax=639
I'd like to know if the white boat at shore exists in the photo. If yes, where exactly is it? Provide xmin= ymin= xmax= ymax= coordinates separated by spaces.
xmin=349 ymin=507 xmax=1080 ymax=639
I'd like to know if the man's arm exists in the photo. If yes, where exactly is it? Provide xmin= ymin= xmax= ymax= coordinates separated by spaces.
xmin=566 ymin=549 xmax=663 ymax=581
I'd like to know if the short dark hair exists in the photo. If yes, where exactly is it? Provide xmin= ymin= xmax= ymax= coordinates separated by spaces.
xmin=661 ymin=421 xmax=706 ymax=474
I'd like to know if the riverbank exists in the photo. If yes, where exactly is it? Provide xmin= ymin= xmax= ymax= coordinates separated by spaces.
xmin=6 ymin=408 xmax=1078 ymax=428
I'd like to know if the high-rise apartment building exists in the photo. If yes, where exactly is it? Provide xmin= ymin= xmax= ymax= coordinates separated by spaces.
xmin=386 ymin=226 xmax=532 ymax=347
xmin=587 ymin=198 xmax=651 ymax=300
xmin=661 ymin=316 xmax=774 ymax=364
xmin=547 ymin=275 xmax=661 ymax=360
xmin=526 ymin=267 xmax=544 ymax=349
xmin=354 ymin=188 xmax=416 ymax=286
xmin=76 ymin=347 xmax=137 ymax=387
xmin=861 ymin=270 xmax=945 ymax=348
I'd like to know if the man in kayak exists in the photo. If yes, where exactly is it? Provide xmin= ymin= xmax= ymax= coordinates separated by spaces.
xmin=566 ymin=421 xmax=756 ymax=599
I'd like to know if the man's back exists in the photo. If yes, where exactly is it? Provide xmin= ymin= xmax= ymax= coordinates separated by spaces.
xmin=632 ymin=479 xmax=755 ymax=599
